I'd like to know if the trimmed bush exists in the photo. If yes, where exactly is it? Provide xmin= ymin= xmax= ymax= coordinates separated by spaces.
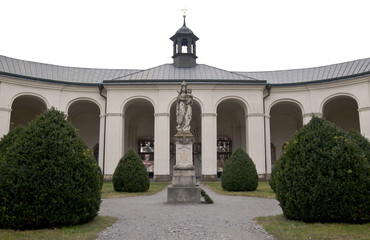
xmin=0 ymin=126 xmax=25 ymax=156
xmin=113 ymin=149 xmax=150 ymax=192
xmin=0 ymin=108 xmax=103 ymax=230
xmin=269 ymin=158 xmax=281 ymax=193
xmin=274 ymin=116 xmax=370 ymax=223
xmin=221 ymin=148 xmax=258 ymax=191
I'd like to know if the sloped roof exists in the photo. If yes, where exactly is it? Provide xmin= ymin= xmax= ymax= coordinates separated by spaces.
xmin=0 ymin=55 xmax=139 ymax=86
xmin=105 ymin=64 xmax=261 ymax=84
xmin=238 ymin=58 xmax=370 ymax=85
xmin=1 ymin=55 xmax=369 ymax=86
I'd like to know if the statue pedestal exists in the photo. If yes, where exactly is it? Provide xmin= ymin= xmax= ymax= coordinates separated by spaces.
xmin=167 ymin=133 xmax=201 ymax=204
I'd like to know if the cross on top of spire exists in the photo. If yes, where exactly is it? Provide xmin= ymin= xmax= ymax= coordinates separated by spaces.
xmin=181 ymin=7 xmax=188 ymax=19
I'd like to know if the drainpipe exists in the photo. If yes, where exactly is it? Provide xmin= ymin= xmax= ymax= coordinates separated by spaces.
xmin=263 ymin=84 xmax=272 ymax=181
xmin=98 ymin=84 xmax=107 ymax=177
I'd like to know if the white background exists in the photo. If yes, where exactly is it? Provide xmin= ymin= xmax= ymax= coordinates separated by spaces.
xmin=1 ymin=0 xmax=369 ymax=71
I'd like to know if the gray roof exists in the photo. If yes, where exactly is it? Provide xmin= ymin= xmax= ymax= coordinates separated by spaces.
xmin=106 ymin=64 xmax=261 ymax=84
xmin=238 ymin=58 xmax=370 ymax=85
xmin=0 ymin=55 xmax=139 ymax=86
xmin=1 ymin=55 xmax=369 ymax=86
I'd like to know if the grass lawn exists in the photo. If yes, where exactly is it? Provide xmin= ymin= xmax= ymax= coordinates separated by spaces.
xmin=203 ymin=181 xmax=275 ymax=199
xmin=0 ymin=216 xmax=115 ymax=240
xmin=101 ymin=181 xmax=168 ymax=198
xmin=255 ymin=215 xmax=370 ymax=240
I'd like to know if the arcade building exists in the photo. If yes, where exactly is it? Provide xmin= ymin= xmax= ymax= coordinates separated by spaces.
xmin=0 ymin=18 xmax=369 ymax=181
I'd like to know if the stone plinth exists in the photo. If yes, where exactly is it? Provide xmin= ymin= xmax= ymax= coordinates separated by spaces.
xmin=167 ymin=132 xmax=201 ymax=204
xmin=167 ymin=186 xmax=201 ymax=204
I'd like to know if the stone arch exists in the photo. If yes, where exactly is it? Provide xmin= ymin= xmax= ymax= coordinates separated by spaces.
xmin=215 ymin=96 xmax=250 ymax=115
xmin=65 ymin=97 xmax=102 ymax=114
xmin=268 ymin=98 xmax=304 ymax=115
xmin=322 ymin=94 xmax=360 ymax=132
xmin=121 ymin=95 xmax=157 ymax=114
xmin=67 ymin=99 xmax=101 ymax=162
xmin=169 ymin=99 xmax=202 ymax=177
xmin=269 ymin=100 xmax=303 ymax=166
xmin=10 ymin=93 xmax=48 ymax=129
xmin=216 ymin=98 xmax=248 ymax=175
xmin=123 ymin=98 xmax=155 ymax=176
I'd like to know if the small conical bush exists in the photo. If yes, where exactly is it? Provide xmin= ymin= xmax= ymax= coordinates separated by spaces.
xmin=221 ymin=148 xmax=258 ymax=191
xmin=113 ymin=149 xmax=150 ymax=192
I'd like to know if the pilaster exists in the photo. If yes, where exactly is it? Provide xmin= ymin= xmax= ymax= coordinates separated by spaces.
xmin=153 ymin=113 xmax=170 ymax=181
xmin=0 ymin=107 xmax=11 ymax=138
xmin=358 ymin=107 xmax=370 ymax=139
xmin=247 ymin=113 xmax=266 ymax=175
xmin=104 ymin=112 xmax=123 ymax=175
xmin=201 ymin=113 xmax=217 ymax=180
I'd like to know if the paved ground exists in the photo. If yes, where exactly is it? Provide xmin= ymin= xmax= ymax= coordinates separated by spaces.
xmin=97 ymin=184 xmax=282 ymax=240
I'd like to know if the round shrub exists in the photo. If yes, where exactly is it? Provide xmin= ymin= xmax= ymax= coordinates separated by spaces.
xmin=0 ymin=126 xmax=25 ymax=157
xmin=274 ymin=116 xmax=369 ymax=223
xmin=113 ymin=149 xmax=150 ymax=192
xmin=221 ymin=148 xmax=258 ymax=191
xmin=0 ymin=108 xmax=103 ymax=230
xmin=269 ymin=158 xmax=282 ymax=193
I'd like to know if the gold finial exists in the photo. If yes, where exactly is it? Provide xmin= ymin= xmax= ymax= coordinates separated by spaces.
xmin=181 ymin=7 xmax=188 ymax=18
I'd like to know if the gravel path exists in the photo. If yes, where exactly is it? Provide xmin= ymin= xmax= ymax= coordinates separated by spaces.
xmin=97 ymin=184 xmax=282 ymax=240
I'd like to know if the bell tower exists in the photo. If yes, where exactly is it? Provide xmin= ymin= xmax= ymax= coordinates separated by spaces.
xmin=170 ymin=11 xmax=199 ymax=68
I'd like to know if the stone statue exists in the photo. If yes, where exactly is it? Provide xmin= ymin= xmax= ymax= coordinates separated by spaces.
xmin=176 ymin=81 xmax=193 ymax=133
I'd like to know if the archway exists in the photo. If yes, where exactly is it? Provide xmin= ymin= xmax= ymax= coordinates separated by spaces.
xmin=68 ymin=100 xmax=100 ymax=161
xmin=269 ymin=101 xmax=303 ymax=167
xmin=217 ymin=99 xmax=247 ymax=176
xmin=323 ymin=96 xmax=360 ymax=132
xmin=123 ymin=99 xmax=155 ymax=177
xmin=10 ymin=95 xmax=47 ymax=129
xmin=170 ymin=100 xmax=202 ymax=178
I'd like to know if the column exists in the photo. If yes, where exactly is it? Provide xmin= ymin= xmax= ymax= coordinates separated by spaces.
xmin=154 ymin=113 xmax=170 ymax=182
xmin=104 ymin=113 xmax=123 ymax=178
xmin=98 ymin=113 xmax=106 ymax=173
xmin=201 ymin=113 xmax=217 ymax=181
xmin=247 ymin=113 xmax=265 ymax=177
xmin=359 ymin=107 xmax=370 ymax=139
xmin=0 ymin=107 xmax=11 ymax=137
xmin=264 ymin=114 xmax=272 ymax=178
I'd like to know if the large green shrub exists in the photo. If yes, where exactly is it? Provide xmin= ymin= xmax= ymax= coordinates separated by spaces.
xmin=0 ymin=108 xmax=103 ymax=230
xmin=274 ymin=116 xmax=369 ymax=223
xmin=113 ymin=149 xmax=150 ymax=192
xmin=221 ymin=148 xmax=258 ymax=191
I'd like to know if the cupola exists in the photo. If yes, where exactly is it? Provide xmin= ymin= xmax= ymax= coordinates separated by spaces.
xmin=170 ymin=15 xmax=199 ymax=68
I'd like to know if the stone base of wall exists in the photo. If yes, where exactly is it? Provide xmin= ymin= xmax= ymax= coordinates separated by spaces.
xmin=202 ymin=174 xmax=218 ymax=181
xmin=258 ymin=174 xmax=271 ymax=181
xmin=153 ymin=174 xmax=170 ymax=182
xmin=103 ymin=174 xmax=113 ymax=181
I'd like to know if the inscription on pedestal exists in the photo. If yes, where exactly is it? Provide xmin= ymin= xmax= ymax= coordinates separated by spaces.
xmin=176 ymin=143 xmax=192 ymax=167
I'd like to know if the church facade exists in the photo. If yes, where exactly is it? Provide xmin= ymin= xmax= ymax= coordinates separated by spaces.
xmin=1 ymin=20 xmax=369 ymax=181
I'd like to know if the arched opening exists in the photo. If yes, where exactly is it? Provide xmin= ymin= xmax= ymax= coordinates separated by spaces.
xmin=323 ymin=96 xmax=360 ymax=132
xmin=270 ymin=101 xmax=303 ymax=167
xmin=68 ymin=100 xmax=100 ymax=161
xmin=124 ymin=99 xmax=155 ymax=177
xmin=10 ymin=95 xmax=47 ymax=129
xmin=217 ymin=99 xmax=247 ymax=177
xmin=170 ymin=100 xmax=202 ymax=178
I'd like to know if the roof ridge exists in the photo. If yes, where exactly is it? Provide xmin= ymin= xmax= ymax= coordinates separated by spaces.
xmin=199 ymin=64 xmax=259 ymax=81
xmin=111 ymin=63 xmax=171 ymax=80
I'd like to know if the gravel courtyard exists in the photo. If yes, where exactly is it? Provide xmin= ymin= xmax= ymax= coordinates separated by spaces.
xmin=97 ymin=184 xmax=282 ymax=240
